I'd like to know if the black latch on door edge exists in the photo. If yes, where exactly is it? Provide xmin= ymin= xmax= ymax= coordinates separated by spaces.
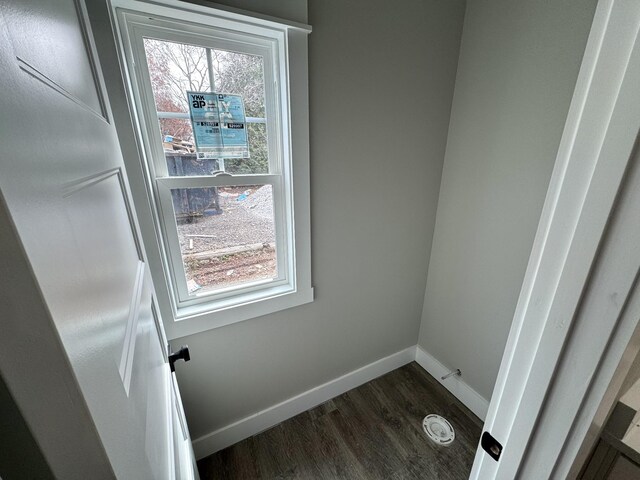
xmin=481 ymin=431 xmax=503 ymax=461
xmin=168 ymin=344 xmax=190 ymax=372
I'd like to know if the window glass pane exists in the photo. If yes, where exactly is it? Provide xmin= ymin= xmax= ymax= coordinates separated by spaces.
xmin=143 ymin=38 xmax=269 ymax=175
xmin=170 ymin=185 xmax=277 ymax=295
xmin=143 ymin=38 xmax=206 ymax=149
xmin=225 ymin=122 xmax=268 ymax=174
xmin=165 ymin=153 xmax=221 ymax=177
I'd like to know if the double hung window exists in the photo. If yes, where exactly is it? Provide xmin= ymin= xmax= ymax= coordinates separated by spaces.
xmin=113 ymin=0 xmax=312 ymax=333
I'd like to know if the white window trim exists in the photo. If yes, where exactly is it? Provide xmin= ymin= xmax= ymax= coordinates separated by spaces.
xmin=110 ymin=0 xmax=313 ymax=339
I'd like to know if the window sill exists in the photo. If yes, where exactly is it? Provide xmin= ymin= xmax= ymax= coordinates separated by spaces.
xmin=168 ymin=285 xmax=314 ymax=338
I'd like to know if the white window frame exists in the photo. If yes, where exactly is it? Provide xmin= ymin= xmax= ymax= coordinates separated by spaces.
xmin=110 ymin=0 xmax=313 ymax=338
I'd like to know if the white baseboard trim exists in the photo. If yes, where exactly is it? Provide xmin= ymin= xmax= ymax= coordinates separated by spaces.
xmin=414 ymin=346 xmax=489 ymax=421
xmin=192 ymin=346 xmax=416 ymax=459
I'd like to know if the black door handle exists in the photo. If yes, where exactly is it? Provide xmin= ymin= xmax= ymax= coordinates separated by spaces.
xmin=168 ymin=345 xmax=190 ymax=372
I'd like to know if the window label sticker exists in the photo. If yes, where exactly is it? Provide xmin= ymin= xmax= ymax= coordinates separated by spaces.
xmin=187 ymin=91 xmax=249 ymax=159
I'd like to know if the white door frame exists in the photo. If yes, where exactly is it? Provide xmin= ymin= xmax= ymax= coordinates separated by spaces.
xmin=470 ymin=0 xmax=640 ymax=478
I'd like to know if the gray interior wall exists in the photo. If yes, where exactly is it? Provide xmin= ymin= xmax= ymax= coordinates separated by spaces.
xmin=202 ymin=0 xmax=307 ymax=24
xmin=171 ymin=0 xmax=466 ymax=440
xmin=417 ymin=0 xmax=598 ymax=401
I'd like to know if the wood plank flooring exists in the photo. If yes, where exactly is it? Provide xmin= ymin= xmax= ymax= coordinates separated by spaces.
xmin=197 ymin=362 xmax=483 ymax=479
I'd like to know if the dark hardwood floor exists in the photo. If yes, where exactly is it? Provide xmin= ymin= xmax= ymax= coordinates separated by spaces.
xmin=197 ymin=362 xmax=483 ymax=479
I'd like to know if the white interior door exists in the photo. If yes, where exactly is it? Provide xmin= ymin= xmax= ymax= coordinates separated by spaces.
xmin=0 ymin=1 xmax=196 ymax=478
xmin=470 ymin=0 xmax=640 ymax=478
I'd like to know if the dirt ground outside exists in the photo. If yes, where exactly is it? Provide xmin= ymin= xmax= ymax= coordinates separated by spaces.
xmin=176 ymin=185 xmax=277 ymax=293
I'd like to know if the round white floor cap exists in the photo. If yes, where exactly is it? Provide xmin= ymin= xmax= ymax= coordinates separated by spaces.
xmin=422 ymin=414 xmax=455 ymax=446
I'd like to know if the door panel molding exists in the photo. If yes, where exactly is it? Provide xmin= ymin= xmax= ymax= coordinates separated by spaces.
xmin=120 ymin=260 xmax=145 ymax=394
xmin=4 ymin=0 xmax=108 ymax=120
xmin=15 ymin=56 xmax=108 ymax=121
xmin=63 ymin=167 xmax=144 ymax=261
